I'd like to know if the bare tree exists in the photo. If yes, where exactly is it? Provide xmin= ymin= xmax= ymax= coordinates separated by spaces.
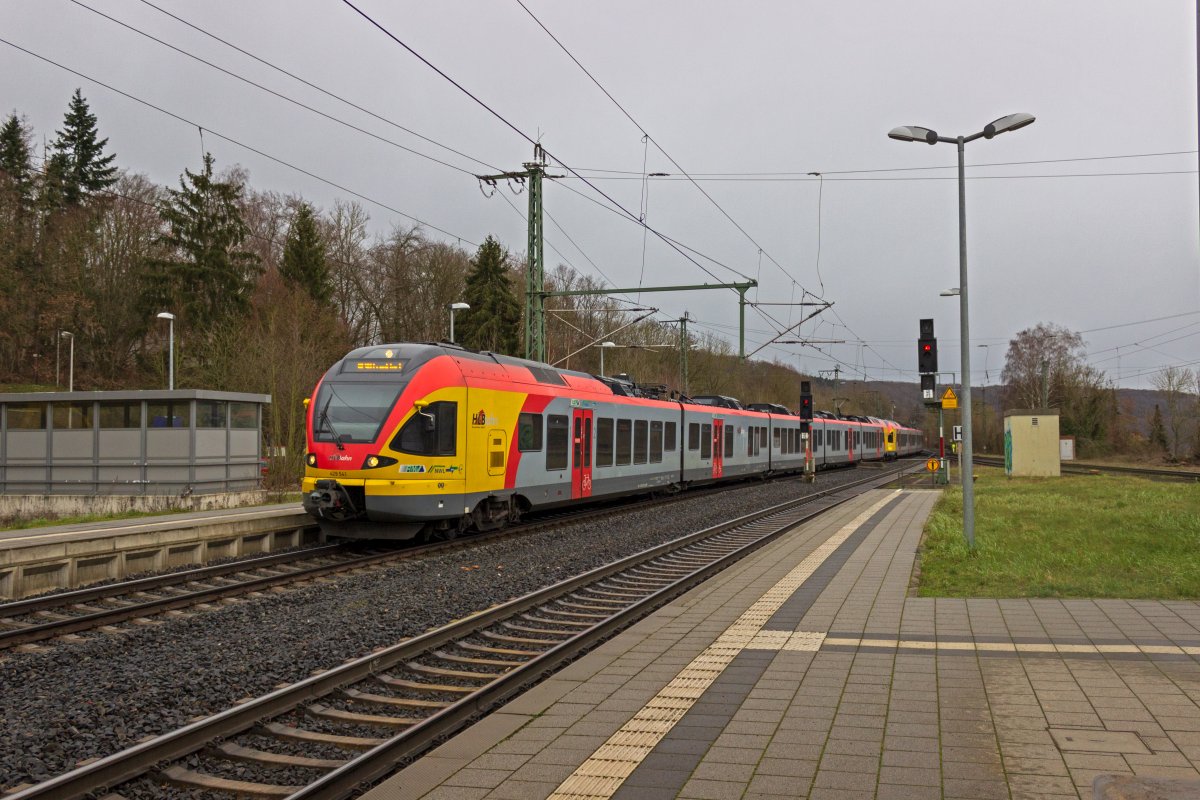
xmin=1152 ymin=365 xmax=1197 ymax=460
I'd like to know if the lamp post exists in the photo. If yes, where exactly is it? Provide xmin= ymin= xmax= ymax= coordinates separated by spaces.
xmin=60 ymin=331 xmax=74 ymax=392
xmin=598 ymin=341 xmax=617 ymax=376
xmin=448 ymin=302 xmax=470 ymax=343
xmin=890 ymin=112 xmax=1036 ymax=549
xmin=156 ymin=312 xmax=175 ymax=390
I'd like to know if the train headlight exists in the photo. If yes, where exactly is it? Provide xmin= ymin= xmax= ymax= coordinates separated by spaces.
xmin=305 ymin=453 xmax=317 ymax=467
xmin=362 ymin=455 xmax=397 ymax=469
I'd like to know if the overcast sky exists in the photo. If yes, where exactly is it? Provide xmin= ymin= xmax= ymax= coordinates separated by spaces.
xmin=4 ymin=0 xmax=1198 ymax=390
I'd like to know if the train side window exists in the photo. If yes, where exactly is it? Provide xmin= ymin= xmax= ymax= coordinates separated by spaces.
xmin=573 ymin=417 xmax=583 ymax=468
xmin=688 ymin=422 xmax=700 ymax=451
xmin=747 ymin=427 xmax=753 ymax=457
xmin=650 ymin=421 xmax=663 ymax=463
xmin=759 ymin=427 xmax=768 ymax=448
xmin=616 ymin=419 xmax=633 ymax=465
xmin=394 ymin=401 xmax=457 ymax=456
xmin=596 ymin=417 xmax=614 ymax=466
xmin=518 ymin=412 xmax=543 ymax=451
xmin=700 ymin=423 xmax=712 ymax=459
xmin=546 ymin=414 xmax=569 ymax=470
xmin=583 ymin=418 xmax=591 ymax=467
xmin=783 ymin=429 xmax=790 ymax=454
xmin=724 ymin=424 xmax=734 ymax=458
xmin=664 ymin=421 xmax=676 ymax=451
xmin=633 ymin=420 xmax=648 ymax=464
xmin=815 ymin=429 xmax=823 ymax=447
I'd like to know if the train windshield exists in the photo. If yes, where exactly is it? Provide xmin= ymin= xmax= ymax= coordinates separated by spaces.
xmin=312 ymin=381 xmax=405 ymax=444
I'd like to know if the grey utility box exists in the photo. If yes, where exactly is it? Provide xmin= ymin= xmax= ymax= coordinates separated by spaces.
xmin=0 ymin=390 xmax=271 ymax=496
xmin=1003 ymin=409 xmax=1061 ymax=477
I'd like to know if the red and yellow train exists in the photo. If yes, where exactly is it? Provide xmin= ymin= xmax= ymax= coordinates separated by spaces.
xmin=302 ymin=343 xmax=924 ymax=539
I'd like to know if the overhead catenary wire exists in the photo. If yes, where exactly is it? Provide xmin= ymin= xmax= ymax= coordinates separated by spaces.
xmin=1 ymin=37 xmax=478 ymax=246
xmin=339 ymin=0 xmax=753 ymax=291
xmin=67 ymin=0 xmax=493 ymax=177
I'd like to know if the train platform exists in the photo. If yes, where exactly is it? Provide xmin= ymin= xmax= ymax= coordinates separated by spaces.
xmin=363 ymin=488 xmax=1200 ymax=800
xmin=0 ymin=503 xmax=314 ymax=598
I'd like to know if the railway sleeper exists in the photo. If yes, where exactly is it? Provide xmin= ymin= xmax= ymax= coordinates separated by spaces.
xmin=542 ymin=606 xmax=610 ymax=620
xmin=306 ymin=703 xmax=420 ymax=727
xmin=406 ymin=661 xmax=507 ymax=680
xmin=458 ymin=640 xmax=537 ymax=657
xmin=520 ymin=613 xmax=595 ymax=628
xmin=482 ymin=628 xmax=565 ymax=646
xmin=158 ymin=764 xmax=301 ymax=798
xmin=374 ymin=674 xmax=475 ymax=694
xmin=433 ymin=649 xmax=530 ymax=668
xmin=209 ymin=741 xmax=346 ymax=770
xmin=500 ymin=620 xmax=574 ymax=637
xmin=255 ymin=723 xmax=388 ymax=751
xmin=342 ymin=687 xmax=449 ymax=709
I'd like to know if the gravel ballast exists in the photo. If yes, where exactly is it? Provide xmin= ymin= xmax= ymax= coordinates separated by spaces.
xmin=0 ymin=469 xmax=875 ymax=789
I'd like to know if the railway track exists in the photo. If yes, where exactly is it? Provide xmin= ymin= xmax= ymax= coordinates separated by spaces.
xmin=972 ymin=455 xmax=1200 ymax=481
xmin=0 ymin=466 xmax=866 ymax=651
xmin=6 ymin=462 xmax=919 ymax=800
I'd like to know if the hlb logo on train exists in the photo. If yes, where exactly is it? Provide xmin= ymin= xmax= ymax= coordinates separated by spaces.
xmin=471 ymin=410 xmax=497 ymax=426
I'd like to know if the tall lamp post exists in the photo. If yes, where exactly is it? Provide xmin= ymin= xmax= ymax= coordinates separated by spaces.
xmin=598 ymin=341 xmax=617 ymax=376
xmin=60 ymin=331 xmax=74 ymax=392
xmin=448 ymin=302 xmax=470 ymax=344
xmin=889 ymin=112 xmax=1035 ymax=549
xmin=156 ymin=312 xmax=176 ymax=390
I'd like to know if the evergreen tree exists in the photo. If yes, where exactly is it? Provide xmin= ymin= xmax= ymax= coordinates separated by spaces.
xmin=457 ymin=235 xmax=521 ymax=355
xmin=47 ymin=89 xmax=118 ymax=206
xmin=0 ymin=113 xmax=35 ymax=208
xmin=146 ymin=152 xmax=260 ymax=334
xmin=1149 ymin=404 xmax=1168 ymax=454
xmin=280 ymin=202 xmax=331 ymax=304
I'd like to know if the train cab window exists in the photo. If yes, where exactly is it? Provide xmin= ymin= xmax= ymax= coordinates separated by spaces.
xmin=394 ymin=401 xmax=457 ymax=456
xmin=546 ymin=414 xmax=569 ymax=470
xmin=688 ymin=422 xmax=700 ymax=451
xmin=596 ymin=417 xmax=614 ymax=466
xmin=664 ymin=421 xmax=676 ymax=452
xmin=888 ymin=432 xmax=895 ymax=445
xmin=518 ymin=412 xmax=543 ymax=451
xmin=650 ymin=421 xmax=664 ymax=463
xmin=616 ymin=419 xmax=633 ymax=465
xmin=724 ymin=424 xmax=734 ymax=458
xmin=700 ymin=423 xmax=712 ymax=459
xmin=634 ymin=420 xmax=648 ymax=464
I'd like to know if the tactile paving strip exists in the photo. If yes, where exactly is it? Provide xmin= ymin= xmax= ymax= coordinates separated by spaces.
xmin=546 ymin=490 xmax=901 ymax=800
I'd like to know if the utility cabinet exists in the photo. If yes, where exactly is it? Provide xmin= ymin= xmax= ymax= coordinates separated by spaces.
xmin=1003 ymin=409 xmax=1061 ymax=477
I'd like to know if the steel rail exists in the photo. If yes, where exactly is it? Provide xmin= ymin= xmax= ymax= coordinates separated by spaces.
xmin=972 ymin=455 xmax=1200 ymax=481
xmin=0 ymin=466 xmax=862 ymax=648
xmin=4 ymin=462 xmax=918 ymax=800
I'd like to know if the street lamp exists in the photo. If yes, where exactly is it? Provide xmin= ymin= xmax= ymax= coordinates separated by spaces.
xmin=60 ymin=331 xmax=74 ymax=392
xmin=156 ymin=312 xmax=175 ymax=390
xmin=448 ymin=302 xmax=470 ymax=344
xmin=940 ymin=288 xmax=960 ymax=297
xmin=597 ymin=341 xmax=618 ymax=376
xmin=890 ymin=112 xmax=1035 ymax=549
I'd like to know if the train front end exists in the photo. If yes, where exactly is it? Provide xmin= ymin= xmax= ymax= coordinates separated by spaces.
xmin=302 ymin=344 xmax=468 ymax=540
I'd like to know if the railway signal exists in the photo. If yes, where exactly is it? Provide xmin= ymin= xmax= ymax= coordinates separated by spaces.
xmin=918 ymin=318 xmax=938 ymax=374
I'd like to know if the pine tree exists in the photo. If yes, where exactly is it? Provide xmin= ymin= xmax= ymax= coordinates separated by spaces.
xmin=1149 ymin=404 xmax=1168 ymax=454
xmin=280 ymin=202 xmax=331 ymax=305
xmin=0 ymin=113 xmax=35 ymax=208
xmin=457 ymin=236 xmax=521 ymax=355
xmin=47 ymin=89 xmax=118 ymax=206
xmin=146 ymin=152 xmax=260 ymax=334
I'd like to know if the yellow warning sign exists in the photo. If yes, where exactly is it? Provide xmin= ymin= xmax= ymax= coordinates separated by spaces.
xmin=926 ymin=458 xmax=940 ymax=472
xmin=941 ymin=387 xmax=958 ymax=409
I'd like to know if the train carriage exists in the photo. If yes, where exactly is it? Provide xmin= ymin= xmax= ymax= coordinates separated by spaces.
xmin=303 ymin=342 xmax=924 ymax=540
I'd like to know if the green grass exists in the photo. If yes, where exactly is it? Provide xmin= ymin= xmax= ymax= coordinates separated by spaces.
xmin=917 ymin=468 xmax=1200 ymax=598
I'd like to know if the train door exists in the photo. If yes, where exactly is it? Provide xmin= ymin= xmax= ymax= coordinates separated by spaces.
xmin=847 ymin=427 xmax=856 ymax=463
xmin=571 ymin=407 xmax=593 ymax=499
xmin=712 ymin=418 xmax=724 ymax=479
